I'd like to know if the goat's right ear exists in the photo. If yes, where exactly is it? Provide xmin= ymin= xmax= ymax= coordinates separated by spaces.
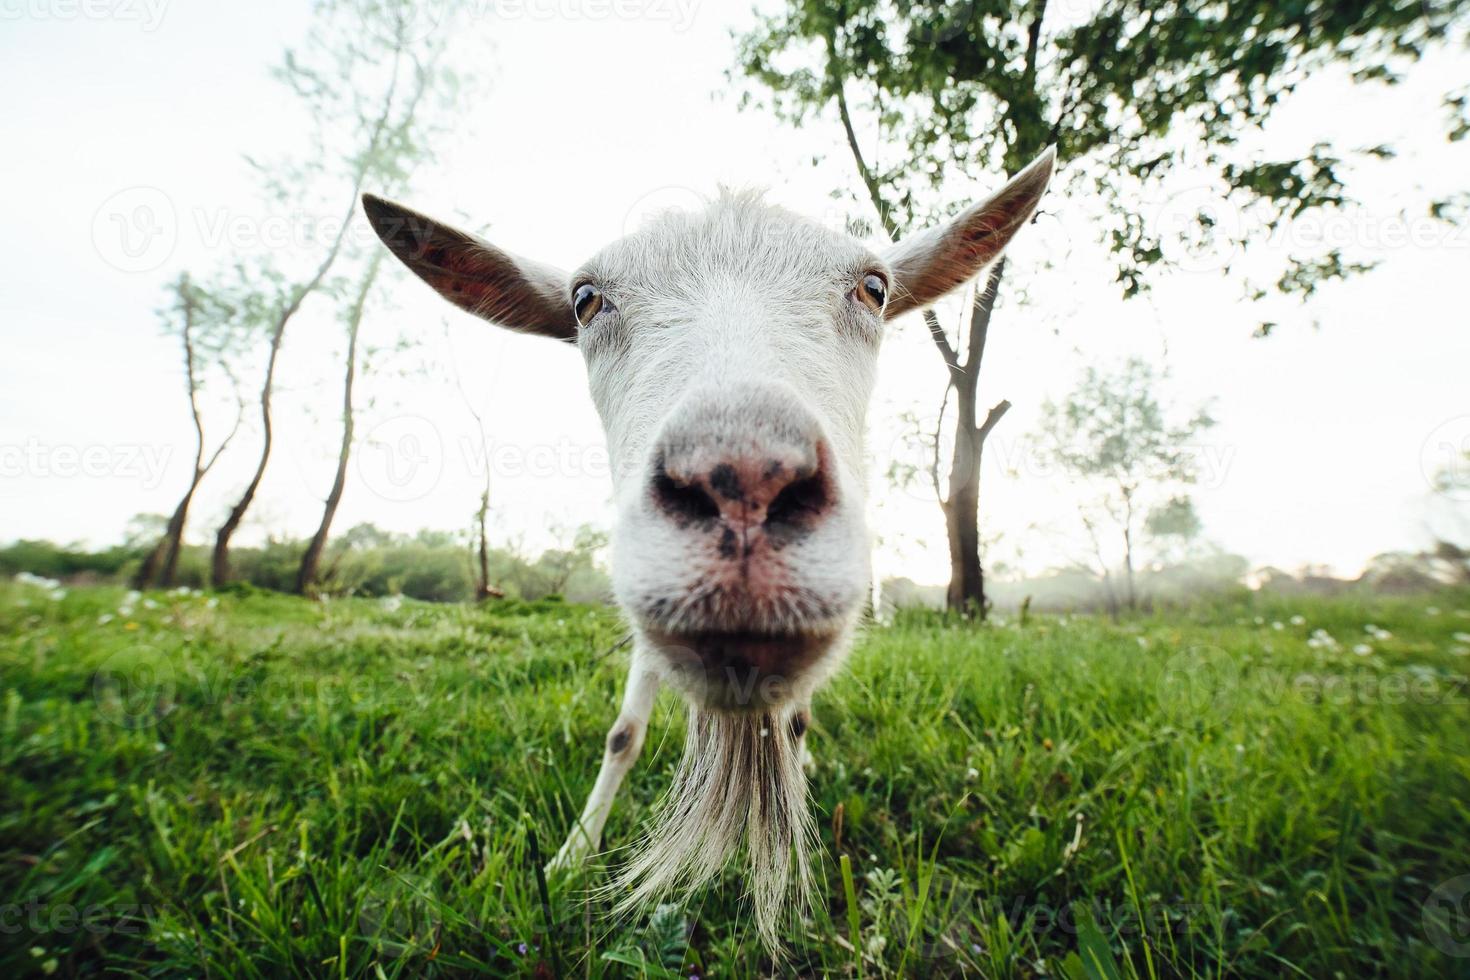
xmin=362 ymin=194 xmax=576 ymax=342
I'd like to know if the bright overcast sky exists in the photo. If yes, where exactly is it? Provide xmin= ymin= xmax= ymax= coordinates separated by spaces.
xmin=2 ymin=0 xmax=1468 ymax=585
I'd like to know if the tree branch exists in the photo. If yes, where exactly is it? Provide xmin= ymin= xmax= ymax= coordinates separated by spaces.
xmin=978 ymin=399 xmax=1012 ymax=443
xmin=931 ymin=383 xmax=952 ymax=506
xmin=832 ymin=70 xmax=900 ymax=242
xmin=922 ymin=309 xmax=961 ymax=371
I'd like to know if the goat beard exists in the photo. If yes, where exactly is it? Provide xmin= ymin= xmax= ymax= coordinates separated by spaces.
xmin=611 ymin=703 xmax=814 ymax=950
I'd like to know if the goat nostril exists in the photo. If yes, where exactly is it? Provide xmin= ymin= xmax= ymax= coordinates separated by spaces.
xmin=765 ymin=473 xmax=829 ymax=528
xmin=653 ymin=470 xmax=720 ymax=524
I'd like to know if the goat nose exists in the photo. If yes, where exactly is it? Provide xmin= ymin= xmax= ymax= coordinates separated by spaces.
xmin=651 ymin=442 xmax=835 ymax=541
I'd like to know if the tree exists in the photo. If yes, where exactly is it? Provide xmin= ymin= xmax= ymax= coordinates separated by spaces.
xmin=295 ymin=252 xmax=384 ymax=594
xmin=133 ymin=274 xmax=246 ymax=590
xmin=1144 ymin=494 xmax=1205 ymax=565
xmin=213 ymin=0 xmax=468 ymax=585
xmin=1036 ymin=357 xmax=1215 ymax=610
xmin=734 ymin=0 xmax=1467 ymax=612
xmin=445 ymin=322 xmax=506 ymax=601
xmin=293 ymin=4 xmax=475 ymax=595
xmin=533 ymin=524 xmax=610 ymax=598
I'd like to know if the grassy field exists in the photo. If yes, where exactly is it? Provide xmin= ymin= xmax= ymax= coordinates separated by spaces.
xmin=3 ymin=581 xmax=1469 ymax=978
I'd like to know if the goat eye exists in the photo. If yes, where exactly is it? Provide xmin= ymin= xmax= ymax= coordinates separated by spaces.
xmin=573 ymin=283 xmax=604 ymax=326
xmin=854 ymin=273 xmax=887 ymax=314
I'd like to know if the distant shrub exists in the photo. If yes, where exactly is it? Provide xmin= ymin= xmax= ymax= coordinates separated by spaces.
xmin=0 ymin=525 xmax=611 ymax=605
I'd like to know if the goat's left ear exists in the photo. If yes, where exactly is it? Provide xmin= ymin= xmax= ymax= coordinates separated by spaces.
xmin=882 ymin=146 xmax=1056 ymax=319
xmin=362 ymin=194 xmax=577 ymax=342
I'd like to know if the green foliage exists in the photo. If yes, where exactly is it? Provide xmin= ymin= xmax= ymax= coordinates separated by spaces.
xmin=1 ymin=524 xmax=611 ymax=605
xmin=733 ymin=0 xmax=1469 ymax=313
xmin=3 ymin=583 xmax=1469 ymax=976
xmin=1038 ymin=357 xmax=1215 ymax=490
xmin=1036 ymin=357 xmax=1217 ymax=607
xmin=1144 ymin=496 xmax=1203 ymax=542
xmin=0 ymin=541 xmax=143 ymax=581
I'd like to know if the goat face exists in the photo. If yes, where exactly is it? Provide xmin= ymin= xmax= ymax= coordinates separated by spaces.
xmin=363 ymin=148 xmax=1055 ymax=712
xmin=577 ymin=195 xmax=881 ymax=711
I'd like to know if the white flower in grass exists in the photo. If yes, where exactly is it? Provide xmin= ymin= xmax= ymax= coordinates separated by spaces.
xmin=380 ymin=594 xmax=403 ymax=612
xmin=1307 ymin=629 xmax=1339 ymax=651
xmin=1453 ymin=632 xmax=1470 ymax=645
xmin=965 ymin=767 xmax=979 ymax=781
xmin=142 ymin=598 xmax=158 ymax=610
xmin=1451 ymin=646 xmax=1469 ymax=657
xmin=1426 ymin=607 xmax=1440 ymax=616
xmin=1271 ymin=621 xmax=1284 ymax=631
xmin=1353 ymin=643 xmax=1373 ymax=656
xmin=1290 ymin=615 xmax=1306 ymax=626
xmin=206 ymin=598 xmax=218 ymax=609
xmin=1253 ymin=616 xmax=1264 ymax=625
xmin=1136 ymin=636 xmax=1148 ymax=648
xmin=97 ymin=613 xmax=114 ymax=625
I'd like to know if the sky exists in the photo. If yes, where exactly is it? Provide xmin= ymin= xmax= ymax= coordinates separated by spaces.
xmin=1 ymin=0 xmax=1468 ymax=586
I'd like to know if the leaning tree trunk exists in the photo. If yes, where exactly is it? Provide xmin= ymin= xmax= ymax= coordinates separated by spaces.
xmin=943 ymin=376 xmax=980 ymax=613
xmin=136 ymin=276 xmax=244 ymax=590
xmin=210 ymin=47 xmax=407 ymax=587
xmin=471 ymin=488 xmax=503 ymax=600
xmin=1120 ymin=485 xmax=1138 ymax=611
xmin=212 ymin=318 xmax=285 ymax=586
xmin=136 ymin=486 xmax=197 ymax=590
xmin=295 ymin=254 xmax=381 ymax=595
xmin=937 ymin=261 xmax=1010 ymax=618
xmin=135 ymin=498 xmax=185 ymax=590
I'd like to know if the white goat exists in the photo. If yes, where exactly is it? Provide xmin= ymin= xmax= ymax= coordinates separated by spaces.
xmin=363 ymin=148 xmax=1054 ymax=946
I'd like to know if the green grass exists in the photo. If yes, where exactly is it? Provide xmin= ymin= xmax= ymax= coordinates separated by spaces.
xmin=3 ymin=581 xmax=1470 ymax=978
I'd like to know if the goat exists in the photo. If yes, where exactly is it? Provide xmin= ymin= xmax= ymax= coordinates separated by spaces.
xmin=363 ymin=147 xmax=1054 ymax=946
